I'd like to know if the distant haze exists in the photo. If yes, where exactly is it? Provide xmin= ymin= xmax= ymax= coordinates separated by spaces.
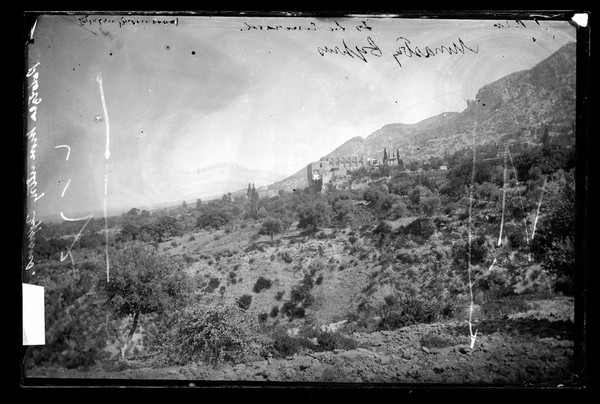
xmin=25 ymin=15 xmax=575 ymax=220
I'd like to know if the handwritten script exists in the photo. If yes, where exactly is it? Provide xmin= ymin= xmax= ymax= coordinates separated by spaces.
xmin=316 ymin=36 xmax=479 ymax=67
xmin=392 ymin=37 xmax=479 ymax=67
xmin=240 ymin=19 xmax=372 ymax=32
xmin=78 ymin=15 xmax=179 ymax=28
xmin=25 ymin=62 xmax=44 ymax=275
xmin=317 ymin=36 xmax=382 ymax=63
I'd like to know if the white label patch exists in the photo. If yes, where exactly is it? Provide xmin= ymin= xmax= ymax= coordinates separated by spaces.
xmin=22 ymin=284 xmax=45 ymax=345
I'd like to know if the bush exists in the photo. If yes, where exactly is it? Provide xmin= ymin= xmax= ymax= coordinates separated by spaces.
xmin=258 ymin=312 xmax=269 ymax=323
xmin=402 ymin=217 xmax=436 ymax=240
xmin=315 ymin=331 xmax=358 ymax=351
xmin=275 ymin=290 xmax=285 ymax=301
xmin=280 ymin=301 xmax=306 ymax=320
xmin=253 ymin=276 xmax=273 ymax=293
xmin=377 ymin=294 xmax=457 ymax=330
xmin=270 ymin=305 xmax=280 ymax=317
xmin=237 ymin=294 xmax=253 ymax=310
xmin=280 ymin=251 xmax=293 ymax=264
xmin=315 ymin=274 xmax=324 ymax=285
xmin=204 ymin=277 xmax=220 ymax=293
xmin=420 ymin=332 xmax=457 ymax=349
xmin=270 ymin=330 xmax=318 ymax=357
xmin=158 ymin=303 xmax=264 ymax=365
xmin=479 ymin=293 xmax=530 ymax=318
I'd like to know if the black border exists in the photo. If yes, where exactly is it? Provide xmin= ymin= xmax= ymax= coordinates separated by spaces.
xmin=16 ymin=8 xmax=593 ymax=396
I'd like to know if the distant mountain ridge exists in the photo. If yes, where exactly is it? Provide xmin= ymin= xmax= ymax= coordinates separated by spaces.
xmin=245 ymin=42 xmax=577 ymax=196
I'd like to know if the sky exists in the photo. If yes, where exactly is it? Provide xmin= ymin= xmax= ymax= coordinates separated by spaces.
xmin=24 ymin=14 xmax=576 ymax=220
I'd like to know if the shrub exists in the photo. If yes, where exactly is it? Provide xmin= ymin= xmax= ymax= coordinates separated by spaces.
xmin=270 ymin=330 xmax=317 ymax=357
xmin=237 ymin=294 xmax=253 ymax=310
xmin=377 ymin=294 xmax=457 ymax=330
xmin=158 ymin=303 xmax=264 ymax=366
xmin=315 ymin=331 xmax=358 ymax=352
xmin=293 ymin=306 xmax=306 ymax=318
xmin=479 ymin=293 xmax=530 ymax=318
xmin=420 ymin=332 xmax=457 ymax=349
xmin=280 ymin=251 xmax=293 ymax=264
xmin=402 ymin=217 xmax=436 ymax=240
xmin=315 ymin=274 xmax=324 ymax=285
xmin=253 ymin=276 xmax=273 ymax=293
xmin=275 ymin=290 xmax=285 ymax=301
xmin=258 ymin=312 xmax=269 ymax=323
xmin=204 ymin=277 xmax=220 ymax=293
xmin=270 ymin=305 xmax=280 ymax=318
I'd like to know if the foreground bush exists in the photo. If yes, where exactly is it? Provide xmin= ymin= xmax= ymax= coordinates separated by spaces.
xmin=158 ymin=303 xmax=264 ymax=366
xmin=269 ymin=328 xmax=359 ymax=358
xmin=377 ymin=294 xmax=457 ymax=331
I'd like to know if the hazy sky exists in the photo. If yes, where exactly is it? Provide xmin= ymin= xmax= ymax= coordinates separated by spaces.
xmin=25 ymin=14 xmax=576 ymax=219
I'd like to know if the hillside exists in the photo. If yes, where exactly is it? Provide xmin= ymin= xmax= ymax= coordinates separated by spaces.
xmin=23 ymin=41 xmax=578 ymax=388
xmin=253 ymin=42 xmax=576 ymax=196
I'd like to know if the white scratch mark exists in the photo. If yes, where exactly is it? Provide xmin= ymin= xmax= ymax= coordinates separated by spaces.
xmin=507 ymin=148 xmax=530 ymax=244
xmin=104 ymin=161 xmax=110 ymax=282
xmin=467 ymin=122 xmax=479 ymax=350
xmin=60 ymin=212 xmax=94 ymax=222
xmin=60 ymin=178 xmax=72 ymax=197
xmin=29 ymin=18 xmax=38 ymax=40
xmin=531 ymin=177 xmax=547 ymax=240
xmin=59 ymin=215 xmax=94 ymax=282
xmin=97 ymin=72 xmax=111 ymax=282
xmin=55 ymin=145 xmax=71 ymax=160
xmin=96 ymin=73 xmax=111 ymax=160
xmin=497 ymin=147 xmax=508 ymax=246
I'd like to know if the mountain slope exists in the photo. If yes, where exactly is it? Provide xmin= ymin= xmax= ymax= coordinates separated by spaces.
xmin=253 ymin=42 xmax=576 ymax=195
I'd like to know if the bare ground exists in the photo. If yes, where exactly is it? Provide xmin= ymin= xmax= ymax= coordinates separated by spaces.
xmin=26 ymin=296 xmax=577 ymax=387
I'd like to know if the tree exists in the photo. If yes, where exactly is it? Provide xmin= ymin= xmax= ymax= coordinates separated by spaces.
xmin=182 ymin=200 xmax=188 ymax=209
xmin=333 ymin=198 xmax=356 ymax=226
xmin=407 ymin=161 xmax=420 ymax=172
xmin=408 ymin=185 xmax=433 ymax=206
xmin=297 ymin=199 xmax=332 ymax=231
xmin=383 ymin=148 xmax=388 ymax=164
xmin=126 ymin=208 xmax=140 ymax=218
xmin=531 ymin=170 xmax=575 ymax=291
xmin=102 ymin=242 xmax=189 ymax=357
xmin=259 ymin=217 xmax=284 ymax=240
xmin=116 ymin=222 xmax=141 ymax=243
xmin=541 ymin=125 xmax=550 ymax=150
xmin=196 ymin=199 xmax=202 ymax=210
xmin=420 ymin=193 xmax=441 ymax=216
xmin=247 ymin=184 xmax=259 ymax=219
xmin=258 ymin=206 xmax=269 ymax=219
xmin=197 ymin=208 xmax=233 ymax=230
xmin=153 ymin=216 xmax=183 ymax=242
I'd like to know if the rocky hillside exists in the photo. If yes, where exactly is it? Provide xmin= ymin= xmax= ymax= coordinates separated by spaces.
xmin=332 ymin=42 xmax=575 ymax=160
xmin=255 ymin=42 xmax=576 ymax=195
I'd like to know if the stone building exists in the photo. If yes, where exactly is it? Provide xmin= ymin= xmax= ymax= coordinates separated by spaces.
xmin=307 ymin=156 xmax=370 ymax=186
